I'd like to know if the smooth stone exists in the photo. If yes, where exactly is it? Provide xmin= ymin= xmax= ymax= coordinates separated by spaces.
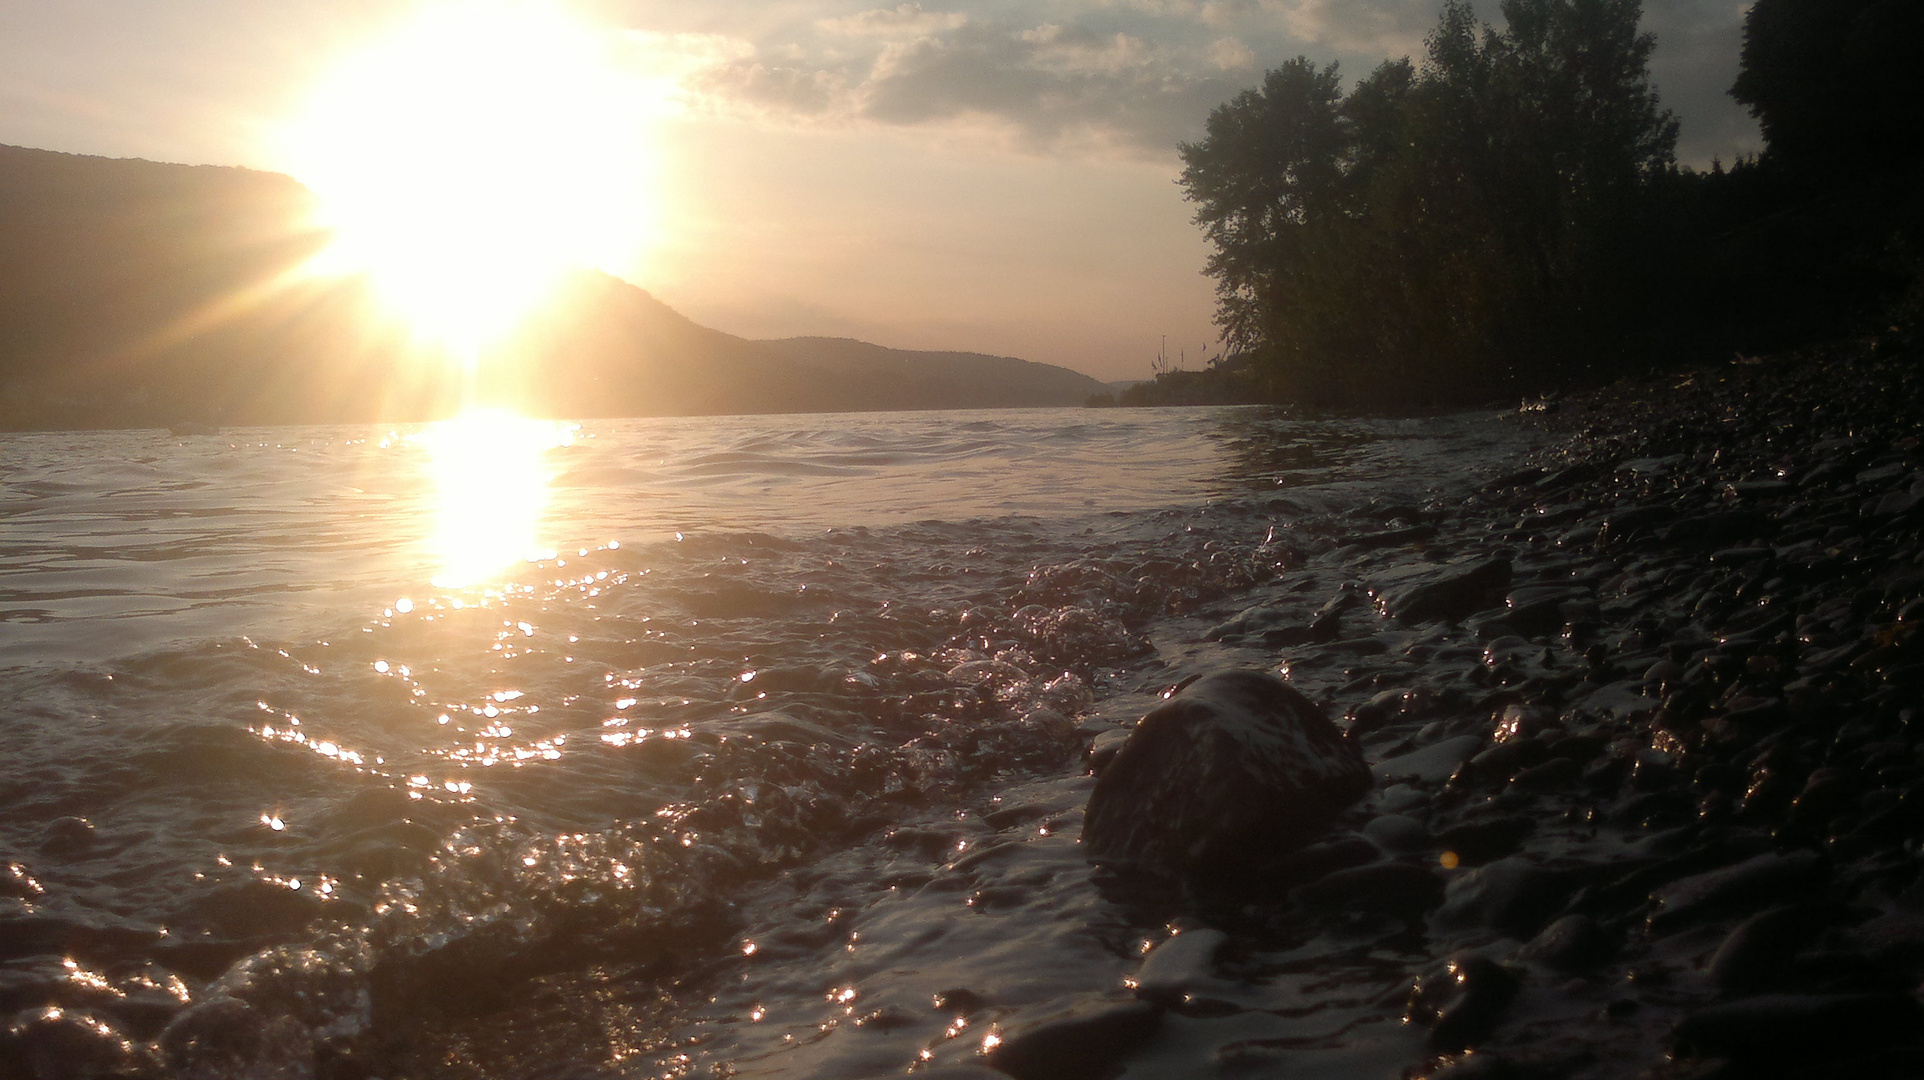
xmin=1348 ymin=688 xmax=1412 ymax=734
xmin=1363 ymin=814 xmax=1433 ymax=854
xmin=982 ymin=995 xmax=1161 ymax=1080
xmin=4 ymin=1006 xmax=142 ymax=1078
xmin=1086 ymin=728 xmax=1131 ymax=776
xmin=1708 ymin=903 xmax=1844 ymax=995
xmin=1132 ymin=928 xmax=1229 ymax=1005
xmin=1517 ymin=914 xmax=1613 ymax=971
xmin=1083 ymin=671 xmax=1369 ymax=879
xmin=1374 ymin=735 xmax=1483 ymax=784
xmin=159 ymin=996 xmax=317 ymax=1079
xmin=1427 ymin=957 xmax=1520 ymax=1051
xmin=1510 ymin=756 xmax=1581 ymax=792
xmin=1647 ymin=851 xmax=1825 ymax=933
xmin=1433 ymin=857 xmax=1573 ymax=939
xmin=1433 ymin=817 xmax=1536 ymax=866
xmin=1378 ymin=784 xmax=1428 ymax=814
xmin=39 ymin=817 xmax=95 ymax=855
xmin=1292 ymin=861 xmax=1444 ymax=919
xmin=1386 ymin=558 xmax=1513 ymax=624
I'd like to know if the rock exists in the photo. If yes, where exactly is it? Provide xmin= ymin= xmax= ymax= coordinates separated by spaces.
xmin=1086 ymin=728 xmax=1130 ymax=776
xmin=1363 ymin=814 xmax=1432 ymax=854
xmin=172 ymin=880 xmax=326 ymax=940
xmin=1517 ymin=914 xmax=1613 ymax=971
xmin=1374 ymin=735 xmax=1483 ymax=784
xmin=159 ymin=996 xmax=317 ymax=1080
xmin=1132 ymin=928 xmax=1229 ymax=1005
xmin=1082 ymin=671 xmax=1369 ymax=879
xmin=1707 ymin=904 xmax=1845 ymax=995
xmin=1510 ymin=757 xmax=1580 ymax=792
xmin=982 ymin=995 xmax=1161 ymax=1080
xmin=1410 ymin=956 xmax=1520 ymax=1052
xmin=4 ymin=1005 xmax=145 ymax=1079
xmin=39 ymin=817 xmax=95 ymax=855
xmin=1433 ymin=817 xmax=1535 ymax=866
xmin=1292 ymin=862 xmax=1444 ymax=919
xmin=1347 ymin=688 xmax=1416 ymax=735
xmin=1671 ymin=993 xmax=1924 ymax=1063
xmin=1433 ymin=857 xmax=1573 ymax=939
xmin=1349 ymin=524 xmax=1439 ymax=550
xmin=1647 ymin=851 xmax=1825 ymax=933
xmin=1266 ymin=836 xmax=1380 ymax=886
xmin=1597 ymin=505 xmax=1675 ymax=544
xmin=1385 ymin=558 xmax=1514 ymax=624
xmin=933 ymin=988 xmax=990 ymax=1018
xmin=1661 ymin=511 xmax=1774 ymax=549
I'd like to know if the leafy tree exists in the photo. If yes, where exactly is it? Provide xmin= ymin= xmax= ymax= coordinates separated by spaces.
xmin=1179 ymin=0 xmax=1677 ymax=407
xmin=1733 ymin=0 xmax=1924 ymax=182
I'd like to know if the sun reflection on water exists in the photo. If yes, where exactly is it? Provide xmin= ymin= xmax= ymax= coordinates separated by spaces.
xmin=419 ymin=408 xmax=575 ymax=588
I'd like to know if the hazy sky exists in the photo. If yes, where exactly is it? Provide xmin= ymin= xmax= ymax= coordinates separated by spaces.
xmin=0 ymin=0 xmax=1760 ymax=382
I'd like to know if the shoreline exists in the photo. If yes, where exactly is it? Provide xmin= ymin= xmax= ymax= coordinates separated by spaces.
xmin=1169 ymin=328 xmax=1924 ymax=1077
xmin=5 ymin=332 xmax=1923 ymax=1078
xmin=885 ymin=328 xmax=1924 ymax=1079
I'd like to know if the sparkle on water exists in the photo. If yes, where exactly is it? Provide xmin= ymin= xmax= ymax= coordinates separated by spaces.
xmin=418 ymin=408 xmax=574 ymax=588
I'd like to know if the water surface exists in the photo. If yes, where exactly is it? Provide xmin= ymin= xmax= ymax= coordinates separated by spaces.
xmin=0 ymin=405 xmax=1528 ymax=1077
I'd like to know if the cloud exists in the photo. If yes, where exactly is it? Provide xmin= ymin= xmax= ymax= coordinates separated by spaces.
xmin=857 ymin=22 xmax=1238 ymax=151
xmin=693 ymin=58 xmax=852 ymax=115
xmin=645 ymin=0 xmax=1761 ymax=164
xmin=818 ymin=3 xmax=968 ymax=37
xmin=1207 ymin=35 xmax=1254 ymax=69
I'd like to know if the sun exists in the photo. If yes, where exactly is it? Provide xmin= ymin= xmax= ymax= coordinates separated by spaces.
xmin=283 ymin=1 xmax=655 ymax=352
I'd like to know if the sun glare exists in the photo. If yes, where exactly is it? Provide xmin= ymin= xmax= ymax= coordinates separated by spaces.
xmin=420 ymin=408 xmax=574 ymax=588
xmin=285 ymin=1 xmax=655 ymax=350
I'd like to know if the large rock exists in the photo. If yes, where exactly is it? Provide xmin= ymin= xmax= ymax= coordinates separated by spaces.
xmin=1382 ymin=557 xmax=1512 ymax=624
xmin=1082 ymin=671 xmax=1370 ymax=879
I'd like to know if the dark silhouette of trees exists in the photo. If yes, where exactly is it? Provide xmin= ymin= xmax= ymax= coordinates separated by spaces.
xmin=1733 ymin=0 xmax=1924 ymax=183
xmin=1180 ymin=0 xmax=1677 ymax=408
xmin=1718 ymin=0 xmax=1924 ymax=326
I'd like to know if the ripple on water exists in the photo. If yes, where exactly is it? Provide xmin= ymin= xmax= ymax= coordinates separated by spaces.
xmin=0 ymin=406 xmax=1533 ymax=1076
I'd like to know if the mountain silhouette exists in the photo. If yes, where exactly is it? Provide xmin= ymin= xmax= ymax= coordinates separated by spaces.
xmin=0 ymin=144 xmax=1106 ymax=430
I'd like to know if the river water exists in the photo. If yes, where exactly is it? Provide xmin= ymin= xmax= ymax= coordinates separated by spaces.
xmin=0 ymin=405 xmax=1531 ymax=1078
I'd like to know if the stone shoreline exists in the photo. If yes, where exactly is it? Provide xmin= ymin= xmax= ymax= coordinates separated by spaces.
xmin=978 ymin=329 xmax=1924 ymax=1080
xmin=1216 ymin=329 xmax=1924 ymax=1079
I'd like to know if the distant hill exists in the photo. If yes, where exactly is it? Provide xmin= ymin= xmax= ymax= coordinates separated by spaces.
xmin=0 ymin=144 xmax=1106 ymax=429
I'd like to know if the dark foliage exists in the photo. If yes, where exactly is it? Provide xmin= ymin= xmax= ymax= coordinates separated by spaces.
xmin=1180 ymin=0 xmax=1922 ymax=409
xmin=1180 ymin=0 xmax=1676 ymax=408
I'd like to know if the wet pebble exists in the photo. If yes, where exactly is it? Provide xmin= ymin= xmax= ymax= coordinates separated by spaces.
xmin=1433 ymin=857 xmax=1573 ymax=939
xmin=1082 ymin=671 xmax=1369 ymax=880
xmin=1132 ymin=927 xmax=1228 ymax=1006
xmin=1292 ymin=861 xmax=1443 ymax=919
xmin=159 ymin=995 xmax=316 ymax=1080
xmin=1516 ymin=914 xmax=1613 ymax=971
xmin=1647 ymin=850 xmax=1825 ymax=933
xmin=1363 ymin=813 xmax=1432 ymax=854
xmin=1411 ymin=956 xmax=1520 ymax=1052
xmin=1387 ymin=558 xmax=1514 ymax=624
xmin=982 ymin=995 xmax=1161 ymax=1080
xmin=38 ymin=818 xmax=94 ymax=856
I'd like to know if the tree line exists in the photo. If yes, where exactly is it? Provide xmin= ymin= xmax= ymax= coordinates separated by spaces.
xmin=1174 ymin=0 xmax=1922 ymax=409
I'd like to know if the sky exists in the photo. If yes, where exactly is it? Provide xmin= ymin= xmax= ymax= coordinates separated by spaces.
xmin=0 ymin=0 xmax=1761 ymax=383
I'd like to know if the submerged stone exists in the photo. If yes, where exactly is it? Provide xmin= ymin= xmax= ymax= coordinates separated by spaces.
xmin=1081 ymin=671 xmax=1369 ymax=880
xmin=982 ymin=995 xmax=1161 ymax=1080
